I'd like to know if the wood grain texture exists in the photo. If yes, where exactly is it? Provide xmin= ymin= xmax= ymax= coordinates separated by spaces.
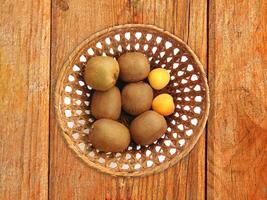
xmin=0 ymin=0 xmax=50 ymax=199
xmin=208 ymin=0 xmax=267 ymax=199
xmin=50 ymin=0 xmax=207 ymax=199
xmin=1 ymin=0 xmax=266 ymax=199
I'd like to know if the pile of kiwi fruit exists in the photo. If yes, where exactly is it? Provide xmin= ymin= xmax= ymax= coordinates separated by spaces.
xmin=84 ymin=52 xmax=169 ymax=152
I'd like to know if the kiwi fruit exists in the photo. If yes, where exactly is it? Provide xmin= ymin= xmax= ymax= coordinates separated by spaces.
xmin=89 ymin=119 xmax=130 ymax=152
xmin=130 ymin=110 xmax=167 ymax=145
xmin=118 ymin=52 xmax=150 ymax=82
xmin=84 ymin=56 xmax=119 ymax=91
xmin=122 ymin=82 xmax=153 ymax=115
xmin=91 ymin=86 xmax=121 ymax=120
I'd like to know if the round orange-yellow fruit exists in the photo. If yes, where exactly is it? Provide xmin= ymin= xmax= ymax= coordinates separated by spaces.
xmin=148 ymin=68 xmax=170 ymax=90
xmin=152 ymin=93 xmax=175 ymax=116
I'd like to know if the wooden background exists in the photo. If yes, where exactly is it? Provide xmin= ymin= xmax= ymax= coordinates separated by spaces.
xmin=0 ymin=0 xmax=266 ymax=199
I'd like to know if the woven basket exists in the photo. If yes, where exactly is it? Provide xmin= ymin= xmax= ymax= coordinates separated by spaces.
xmin=55 ymin=24 xmax=210 ymax=177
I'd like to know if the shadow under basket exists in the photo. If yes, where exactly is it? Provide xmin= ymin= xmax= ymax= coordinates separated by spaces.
xmin=55 ymin=24 xmax=210 ymax=177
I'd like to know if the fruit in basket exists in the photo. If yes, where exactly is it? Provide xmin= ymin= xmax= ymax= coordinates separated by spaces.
xmin=89 ymin=119 xmax=130 ymax=152
xmin=84 ymin=56 xmax=119 ymax=91
xmin=130 ymin=110 xmax=167 ymax=145
xmin=148 ymin=68 xmax=170 ymax=90
xmin=121 ymin=82 xmax=153 ymax=115
xmin=118 ymin=52 xmax=150 ymax=82
xmin=152 ymin=93 xmax=175 ymax=116
xmin=91 ymin=86 xmax=121 ymax=120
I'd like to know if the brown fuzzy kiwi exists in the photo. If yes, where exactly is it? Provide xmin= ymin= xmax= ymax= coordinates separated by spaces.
xmin=91 ymin=86 xmax=121 ymax=120
xmin=130 ymin=110 xmax=167 ymax=145
xmin=121 ymin=82 xmax=153 ymax=116
xmin=84 ymin=56 xmax=119 ymax=91
xmin=118 ymin=52 xmax=150 ymax=82
xmin=89 ymin=119 xmax=130 ymax=152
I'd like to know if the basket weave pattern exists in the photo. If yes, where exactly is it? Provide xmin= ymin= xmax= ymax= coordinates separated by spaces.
xmin=55 ymin=24 xmax=209 ymax=176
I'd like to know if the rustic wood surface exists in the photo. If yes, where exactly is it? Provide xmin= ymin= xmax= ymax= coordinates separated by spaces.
xmin=50 ymin=0 xmax=207 ymax=199
xmin=0 ymin=0 xmax=50 ymax=199
xmin=208 ymin=0 xmax=267 ymax=199
xmin=0 ymin=0 xmax=266 ymax=199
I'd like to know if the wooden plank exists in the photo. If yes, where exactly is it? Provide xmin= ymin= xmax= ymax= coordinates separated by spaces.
xmin=50 ymin=0 xmax=207 ymax=199
xmin=0 ymin=0 xmax=50 ymax=199
xmin=208 ymin=0 xmax=267 ymax=199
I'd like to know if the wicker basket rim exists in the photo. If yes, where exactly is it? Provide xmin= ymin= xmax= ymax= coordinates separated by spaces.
xmin=54 ymin=24 xmax=210 ymax=177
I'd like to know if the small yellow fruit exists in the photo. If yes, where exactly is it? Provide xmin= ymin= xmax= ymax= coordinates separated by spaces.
xmin=148 ymin=68 xmax=170 ymax=90
xmin=152 ymin=93 xmax=175 ymax=116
